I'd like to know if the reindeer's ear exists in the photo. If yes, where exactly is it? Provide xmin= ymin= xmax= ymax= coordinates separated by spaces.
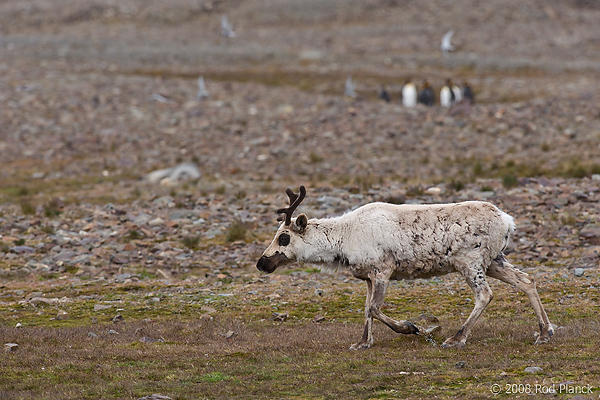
xmin=294 ymin=214 xmax=308 ymax=232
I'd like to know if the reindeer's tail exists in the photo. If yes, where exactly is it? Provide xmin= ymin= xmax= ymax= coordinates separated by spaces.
xmin=499 ymin=210 xmax=515 ymax=253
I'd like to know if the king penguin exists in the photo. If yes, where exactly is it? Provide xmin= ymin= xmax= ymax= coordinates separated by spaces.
xmin=417 ymin=81 xmax=435 ymax=107
xmin=462 ymin=82 xmax=474 ymax=104
xmin=440 ymin=79 xmax=456 ymax=108
xmin=378 ymin=85 xmax=391 ymax=103
xmin=401 ymin=80 xmax=417 ymax=107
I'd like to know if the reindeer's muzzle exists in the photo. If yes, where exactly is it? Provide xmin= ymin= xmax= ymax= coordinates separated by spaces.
xmin=257 ymin=253 xmax=289 ymax=273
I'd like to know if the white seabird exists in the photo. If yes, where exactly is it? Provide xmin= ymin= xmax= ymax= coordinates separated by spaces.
xmin=221 ymin=15 xmax=235 ymax=38
xmin=344 ymin=75 xmax=357 ymax=98
xmin=440 ymin=30 xmax=455 ymax=58
xmin=197 ymin=76 xmax=209 ymax=100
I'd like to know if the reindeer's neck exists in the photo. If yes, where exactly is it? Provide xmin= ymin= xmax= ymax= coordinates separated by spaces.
xmin=296 ymin=216 xmax=349 ymax=265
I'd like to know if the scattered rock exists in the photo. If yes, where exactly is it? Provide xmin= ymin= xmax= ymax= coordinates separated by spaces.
xmin=578 ymin=224 xmax=600 ymax=245
xmin=156 ymin=269 xmax=171 ymax=279
xmin=5 ymin=343 xmax=19 ymax=352
xmin=148 ymin=217 xmax=165 ymax=227
xmin=108 ymin=329 xmax=119 ymax=335
xmin=30 ymin=297 xmax=58 ymax=305
xmin=88 ymin=332 xmax=99 ymax=338
xmin=11 ymin=246 xmax=35 ymax=254
xmin=455 ymin=361 xmax=466 ymax=368
xmin=415 ymin=314 xmax=440 ymax=325
xmin=271 ymin=312 xmax=288 ymax=322
xmin=313 ymin=315 xmax=326 ymax=323
xmin=94 ymin=304 xmax=112 ymax=311
xmin=140 ymin=337 xmax=164 ymax=343
xmin=201 ymin=306 xmax=217 ymax=314
xmin=524 ymin=366 xmax=543 ymax=373
xmin=146 ymin=162 xmax=201 ymax=185
xmin=574 ymin=268 xmax=585 ymax=277
xmin=112 ymin=315 xmax=124 ymax=324
xmin=222 ymin=330 xmax=237 ymax=339
xmin=138 ymin=395 xmax=172 ymax=400
xmin=56 ymin=310 xmax=69 ymax=320
xmin=15 ymin=323 xmax=22 ymax=328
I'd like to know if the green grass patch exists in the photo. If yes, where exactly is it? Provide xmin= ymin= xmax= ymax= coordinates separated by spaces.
xmin=0 ymin=271 xmax=598 ymax=399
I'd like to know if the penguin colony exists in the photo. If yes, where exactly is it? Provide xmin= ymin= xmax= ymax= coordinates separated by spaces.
xmin=378 ymin=79 xmax=474 ymax=107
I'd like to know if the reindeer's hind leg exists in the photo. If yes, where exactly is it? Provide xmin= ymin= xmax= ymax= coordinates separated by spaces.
xmin=486 ymin=255 xmax=553 ymax=344
xmin=442 ymin=264 xmax=493 ymax=348
xmin=351 ymin=274 xmax=418 ymax=350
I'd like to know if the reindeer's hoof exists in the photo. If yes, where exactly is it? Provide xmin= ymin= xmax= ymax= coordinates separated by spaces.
xmin=534 ymin=334 xmax=552 ymax=345
xmin=534 ymin=324 xmax=555 ymax=345
xmin=405 ymin=321 xmax=420 ymax=335
xmin=349 ymin=342 xmax=372 ymax=351
xmin=534 ymin=337 xmax=549 ymax=345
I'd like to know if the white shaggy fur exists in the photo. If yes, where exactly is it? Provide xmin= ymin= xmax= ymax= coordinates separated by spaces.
xmin=257 ymin=195 xmax=554 ymax=349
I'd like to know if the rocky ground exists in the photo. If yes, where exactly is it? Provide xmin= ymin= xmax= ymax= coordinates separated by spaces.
xmin=2 ymin=2 xmax=600 ymax=399
xmin=1 ymin=0 xmax=600 ymax=307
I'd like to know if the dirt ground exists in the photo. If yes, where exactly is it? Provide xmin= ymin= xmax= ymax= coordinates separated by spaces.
xmin=1 ymin=1 xmax=600 ymax=399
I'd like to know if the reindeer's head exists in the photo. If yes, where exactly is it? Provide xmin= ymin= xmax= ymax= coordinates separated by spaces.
xmin=257 ymin=185 xmax=307 ymax=273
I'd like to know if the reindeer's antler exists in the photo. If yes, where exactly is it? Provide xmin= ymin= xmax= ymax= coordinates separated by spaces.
xmin=276 ymin=185 xmax=306 ymax=225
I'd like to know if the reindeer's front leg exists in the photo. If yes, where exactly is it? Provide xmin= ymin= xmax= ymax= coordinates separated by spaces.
xmin=369 ymin=276 xmax=419 ymax=336
xmin=350 ymin=274 xmax=419 ymax=350
xmin=350 ymin=279 xmax=374 ymax=350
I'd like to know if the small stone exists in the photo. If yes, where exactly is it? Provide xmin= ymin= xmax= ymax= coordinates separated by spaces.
xmin=271 ymin=312 xmax=288 ymax=322
xmin=200 ymin=305 xmax=217 ymax=314
xmin=148 ymin=217 xmax=165 ymax=227
xmin=30 ymin=297 xmax=58 ymax=305
xmin=314 ymin=288 xmax=324 ymax=297
xmin=112 ymin=314 xmax=124 ymax=324
xmin=313 ymin=315 xmax=326 ymax=323
xmin=417 ymin=314 xmax=440 ymax=324
xmin=110 ymin=255 xmax=128 ymax=264
xmin=455 ymin=361 xmax=466 ymax=368
xmin=140 ymin=337 xmax=164 ymax=343
xmin=10 ymin=246 xmax=35 ymax=254
xmin=56 ymin=310 xmax=69 ymax=320
xmin=108 ymin=329 xmax=119 ymax=335
xmin=156 ymin=269 xmax=171 ymax=279
xmin=137 ymin=394 xmax=172 ymax=400
xmin=579 ymin=224 xmax=600 ymax=245
xmin=425 ymin=187 xmax=442 ymax=196
xmin=524 ymin=366 xmax=543 ymax=373
xmin=15 ymin=323 xmax=23 ymax=328
xmin=88 ymin=332 xmax=99 ymax=338
xmin=574 ymin=268 xmax=584 ymax=277
xmin=94 ymin=304 xmax=112 ymax=311
xmin=5 ymin=343 xmax=19 ymax=352
xmin=223 ymin=330 xmax=236 ymax=339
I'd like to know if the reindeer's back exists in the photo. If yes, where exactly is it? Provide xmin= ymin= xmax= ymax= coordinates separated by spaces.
xmin=340 ymin=201 xmax=514 ymax=278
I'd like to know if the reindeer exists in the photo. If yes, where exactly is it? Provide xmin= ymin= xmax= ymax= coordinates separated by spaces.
xmin=257 ymin=186 xmax=554 ymax=349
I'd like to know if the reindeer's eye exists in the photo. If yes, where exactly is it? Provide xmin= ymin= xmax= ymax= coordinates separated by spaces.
xmin=278 ymin=233 xmax=291 ymax=246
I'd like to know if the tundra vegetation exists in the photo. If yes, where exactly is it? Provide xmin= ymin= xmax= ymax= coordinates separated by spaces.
xmin=2 ymin=0 xmax=600 ymax=398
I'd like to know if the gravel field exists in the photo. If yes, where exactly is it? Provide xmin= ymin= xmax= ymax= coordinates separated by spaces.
xmin=2 ymin=0 xmax=600 ymax=279
xmin=1 ymin=1 xmax=600 ymax=399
